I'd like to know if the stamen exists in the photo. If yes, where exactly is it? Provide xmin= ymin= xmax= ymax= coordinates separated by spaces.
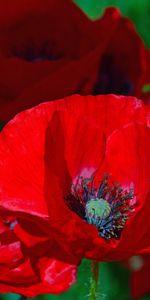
xmin=66 ymin=175 xmax=134 ymax=240
xmin=85 ymin=198 xmax=111 ymax=226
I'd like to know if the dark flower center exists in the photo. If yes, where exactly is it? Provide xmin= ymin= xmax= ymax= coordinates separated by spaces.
xmin=12 ymin=42 xmax=60 ymax=61
xmin=65 ymin=175 xmax=134 ymax=240
xmin=93 ymin=54 xmax=134 ymax=96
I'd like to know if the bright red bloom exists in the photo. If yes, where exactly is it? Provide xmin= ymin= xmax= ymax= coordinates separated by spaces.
xmin=0 ymin=3 xmax=149 ymax=121
xmin=0 ymin=217 xmax=76 ymax=297
xmin=0 ymin=94 xmax=150 ymax=273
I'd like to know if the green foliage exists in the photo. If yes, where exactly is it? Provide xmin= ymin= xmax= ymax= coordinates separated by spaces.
xmin=0 ymin=293 xmax=20 ymax=300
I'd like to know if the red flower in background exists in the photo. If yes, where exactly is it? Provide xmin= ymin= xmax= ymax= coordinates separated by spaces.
xmin=89 ymin=8 xmax=148 ymax=99
xmin=122 ymin=254 xmax=150 ymax=299
xmin=0 ymin=0 xmax=92 ymax=59
xmin=0 ymin=2 xmax=149 ymax=121
xmin=0 ymin=0 xmax=92 ymax=121
xmin=131 ymin=256 xmax=150 ymax=300
xmin=0 ymin=94 xmax=150 ymax=277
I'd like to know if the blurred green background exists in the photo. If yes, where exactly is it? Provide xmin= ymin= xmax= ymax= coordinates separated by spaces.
xmin=1 ymin=1 xmax=150 ymax=300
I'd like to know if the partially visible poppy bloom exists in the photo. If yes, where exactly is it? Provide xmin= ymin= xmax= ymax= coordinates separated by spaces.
xmin=123 ymin=255 xmax=150 ymax=299
xmin=0 ymin=0 xmax=93 ymax=121
xmin=0 ymin=2 xmax=149 ymax=121
xmin=0 ymin=216 xmax=76 ymax=298
xmin=0 ymin=0 xmax=92 ymax=59
xmin=130 ymin=255 xmax=150 ymax=299
xmin=0 ymin=94 xmax=150 ymax=271
xmin=85 ymin=7 xmax=148 ymax=98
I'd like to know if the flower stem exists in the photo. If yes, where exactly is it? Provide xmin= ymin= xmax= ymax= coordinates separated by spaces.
xmin=89 ymin=260 xmax=99 ymax=300
xmin=20 ymin=296 xmax=27 ymax=300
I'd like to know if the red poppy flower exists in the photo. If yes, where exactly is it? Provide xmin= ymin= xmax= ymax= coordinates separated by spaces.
xmin=0 ymin=217 xmax=76 ymax=298
xmin=0 ymin=3 xmax=149 ymax=122
xmin=0 ymin=94 xmax=150 ymax=271
xmin=86 ymin=7 xmax=148 ymax=99
xmin=0 ymin=0 xmax=93 ymax=121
